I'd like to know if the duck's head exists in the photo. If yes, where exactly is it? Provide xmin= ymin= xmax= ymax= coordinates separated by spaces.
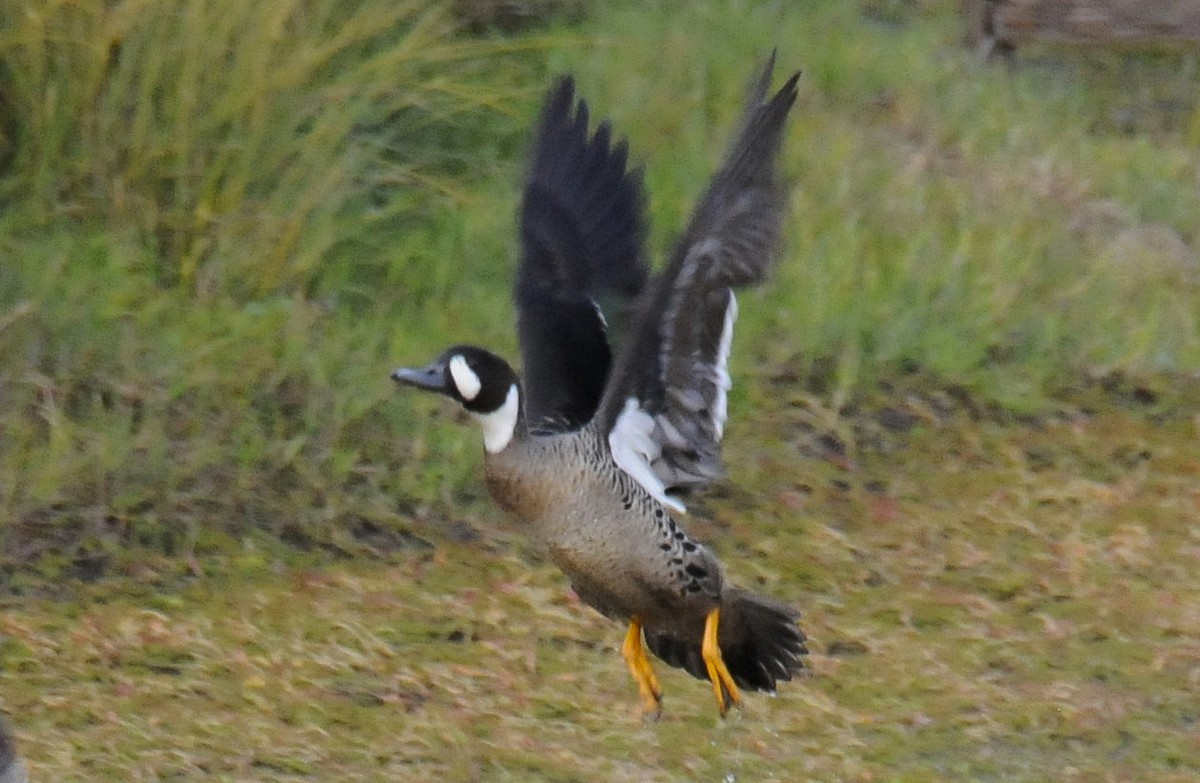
xmin=391 ymin=345 xmax=522 ymax=453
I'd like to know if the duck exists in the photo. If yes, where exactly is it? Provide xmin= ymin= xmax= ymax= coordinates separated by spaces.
xmin=392 ymin=54 xmax=805 ymax=717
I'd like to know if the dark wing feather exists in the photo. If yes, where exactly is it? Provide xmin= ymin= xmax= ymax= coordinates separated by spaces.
xmin=517 ymin=77 xmax=649 ymax=432
xmin=597 ymin=55 xmax=800 ymax=501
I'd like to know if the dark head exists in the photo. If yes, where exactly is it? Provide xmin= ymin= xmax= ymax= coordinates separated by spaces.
xmin=391 ymin=345 xmax=523 ymax=453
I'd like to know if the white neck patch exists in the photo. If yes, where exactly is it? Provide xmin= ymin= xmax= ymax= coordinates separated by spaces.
xmin=472 ymin=383 xmax=520 ymax=454
xmin=448 ymin=354 xmax=482 ymax=401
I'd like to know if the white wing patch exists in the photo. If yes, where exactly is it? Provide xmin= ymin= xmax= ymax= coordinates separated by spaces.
xmin=589 ymin=296 xmax=608 ymax=329
xmin=448 ymin=354 xmax=482 ymax=401
xmin=609 ymin=397 xmax=687 ymax=514
xmin=712 ymin=291 xmax=738 ymax=440
xmin=473 ymin=383 xmax=520 ymax=453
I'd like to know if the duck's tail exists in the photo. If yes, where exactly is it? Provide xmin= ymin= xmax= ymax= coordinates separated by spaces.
xmin=645 ymin=588 xmax=808 ymax=692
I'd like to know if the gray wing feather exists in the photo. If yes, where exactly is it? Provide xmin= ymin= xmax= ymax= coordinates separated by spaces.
xmin=599 ymin=55 xmax=800 ymax=499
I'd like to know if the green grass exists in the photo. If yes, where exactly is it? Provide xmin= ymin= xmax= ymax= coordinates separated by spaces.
xmin=2 ymin=0 xmax=1197 ymax=555
xmin=0 ymin=0 xmax=537 ymax=569
xmin=0 ymin=0 xmax=535 ymax=295
xmin=2 ymin=0 xmax=1199 ymax=779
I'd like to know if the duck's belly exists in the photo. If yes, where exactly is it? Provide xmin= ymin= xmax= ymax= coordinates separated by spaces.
xmin=482 ymin=431 xmax=719 ymax=630
xmin=541 ymin=499 xmax=712 ymax=630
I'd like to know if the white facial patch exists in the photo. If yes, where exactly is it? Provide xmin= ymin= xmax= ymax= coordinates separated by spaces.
xmin=472 ymin=383 xmax=520 ymax=454
xmin=609 ymin=397 xmax=687 ymax=514
xmin=448 ymin=354 xmax=482 ymax=401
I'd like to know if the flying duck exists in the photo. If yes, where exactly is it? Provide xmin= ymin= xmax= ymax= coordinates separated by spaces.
xmin=393 ymin=55 xmax=805 ymax=717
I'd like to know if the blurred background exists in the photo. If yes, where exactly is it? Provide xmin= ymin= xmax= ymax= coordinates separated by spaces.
xmin=1 ymin=1 xmax=1198 ymax=779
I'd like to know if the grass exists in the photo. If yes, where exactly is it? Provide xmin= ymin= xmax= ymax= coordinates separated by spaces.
xmin=0 ymin=0 xmax=534 ymax=295
xmin=3 ymin=388 xmax=1198 ymax=780
xmin=0 ymin=0 xmax=538 ymax=573
xmin=1 ymin=0 xmax=1199 ymax=779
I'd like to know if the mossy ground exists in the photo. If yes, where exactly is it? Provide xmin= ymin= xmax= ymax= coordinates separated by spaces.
xmin=2 ymin=0 xmax=1199 ymax=779
xmin=4 ymin=383 xmax=1199 ymax=781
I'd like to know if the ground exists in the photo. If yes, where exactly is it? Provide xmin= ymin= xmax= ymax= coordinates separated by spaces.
xmin=4 ymin=381 xmax=1198 ymax=781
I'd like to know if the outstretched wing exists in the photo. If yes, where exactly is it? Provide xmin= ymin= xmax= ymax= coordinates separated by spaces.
xmin=597 ymin=54 xmax=800 ymax=512
xmin=516 ymin=77 xmax=649 ymax=432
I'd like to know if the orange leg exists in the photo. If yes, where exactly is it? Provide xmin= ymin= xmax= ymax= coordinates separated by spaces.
xmin=701 ymin=607 xmax=742 ymax=717
xmin=621 ymin=617 xmax=663 ymax=716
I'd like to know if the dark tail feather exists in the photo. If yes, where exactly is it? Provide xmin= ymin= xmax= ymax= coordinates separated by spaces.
xmin=644 ymin=629 xmax=708 ymax=682
xmin=645 ymin=589 xmax=808 ymax=692
xmin=0 ymin=719 xmax=27 ymax=783
xmin=720 ymin=588 xmax=808 ymax=690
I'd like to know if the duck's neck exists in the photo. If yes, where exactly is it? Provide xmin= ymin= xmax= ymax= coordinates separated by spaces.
xmin=473 ymin=382 xmax=524 ymax=454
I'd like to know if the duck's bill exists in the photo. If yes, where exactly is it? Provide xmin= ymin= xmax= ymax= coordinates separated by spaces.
xmin=390 ymin=361 xmax=447 ymax=392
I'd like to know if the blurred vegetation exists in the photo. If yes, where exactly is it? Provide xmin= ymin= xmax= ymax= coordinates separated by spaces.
xmin=0 ymin=0 xmax=542 ymax=581
xmin=0 ymin=0 xmax=1198 ymax=776
xmin=1 ymin=0 xmax=1197 ymax=576
xmin=0 ymin=0 xmax=544 ymax=295
xmin=0 ymin=0 xmax=1195 ymax=547
xmin=0 ymin=0 xmax=1195 ymax=569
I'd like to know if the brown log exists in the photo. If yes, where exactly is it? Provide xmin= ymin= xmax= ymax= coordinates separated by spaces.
xmin=965 ymin=0 xmax=1200 ymax=49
